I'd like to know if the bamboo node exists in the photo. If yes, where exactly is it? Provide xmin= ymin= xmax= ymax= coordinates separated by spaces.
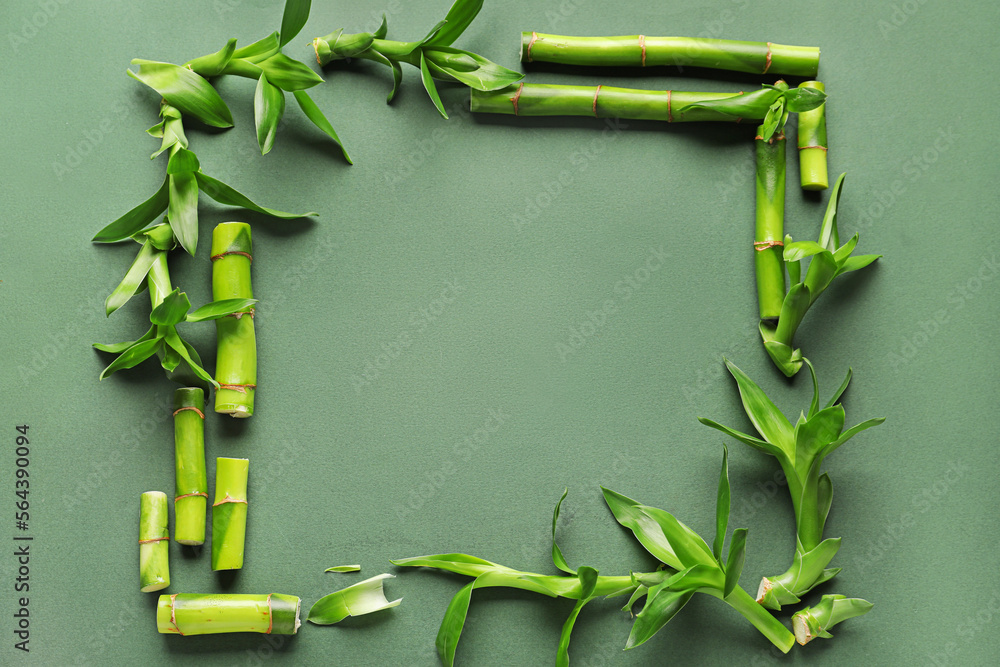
xmin=266 ymin=593 xmax=274 ymax=634
xmin=638 ymin=35 xmax=646 ymax=66
xmin=754 ymin=240 xmax=785 ymax=251
xmin=526 ymin=32 xmax=537 ymax=62
xmin=763 ymin=42 xmax=773 ymax=74
xmin=511 ymin=82 xmax=524 ymax=116
xmin=592 ymin=85 xmax=602 ymax=117
xmin=798 ymin=145 xmax=829 ymax=152
xmin=172 ymin=406 xmax=205 ymax=419
xmin=139 ymin=536 xmax=169 ymax=544
xmin=666 ymin=90 xmax=673 ymax=123
xmin=218 ymin=383 xmax=257 ymax=394
xmin=169 ymin=594 xmax=185 ymax=635
xmin=228 ymin=308 xmax=256 ymax=320
xmin=174 ymin=492 xmax=208 ymax=501
xmin=213 ymin=493 xmax=248 ymax=507
xmin=211 ymin=251 xmax=253 ymax=262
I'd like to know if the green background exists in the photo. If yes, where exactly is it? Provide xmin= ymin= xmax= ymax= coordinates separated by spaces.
xmin=1 ymin=0 xmax=997 ymax=664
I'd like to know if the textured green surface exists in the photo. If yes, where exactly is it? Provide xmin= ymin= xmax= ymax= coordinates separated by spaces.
xmin=0 ymin=0 xmax=997 ymax=664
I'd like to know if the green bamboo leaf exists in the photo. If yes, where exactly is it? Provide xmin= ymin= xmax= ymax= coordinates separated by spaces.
xmin=254 ymin=73 xmax=286 ymax=155
xmin=784 ymin=86 xmax=826 ymax=113
xmin=760 ymin=99 xmax=785 ymax=142
xmin=833 ymin=233 xmax=859 ymax=264
xmin=390 ymin=553 xmax=504 ymax=579
xmin=325 ymin=564 xmax=361 ymax=573
xmin=825 ymin=368 xmax=853 ymax=408
xmin=821 ymin=417 xmax=885 ymax=458
xmin=436 ymin=577 xmax=480 ymax=667
xmin=232 ymin=32 xmax=281 ymax=63
xmin=185 ymin=298 xmax=257 ymax=322
xmin=551 ymin=488 xmax=576 ymax=575
xmin=185 ymin=38 xmax=238 ymax=77
xmin=290 ymin=90 xmax=352 ymax=163
xmin=159 ymin=342 xmax=181 ymax=372
xmin=638 ymin=506 xmax=717 ymax=569
xmin=168 ymin=171 xmax=199 ymax=255
xmin=150 ymin=289 xmax=192 ymax=326
xmin=796 ymin=405 xmax=845 ymax=458
xmin=93 ymin=177 xmax=170 ymax=243
xmin=256 ymin=53 xmax=323 ymax=91
xmin=783 ymin=240 xmax=828 ymax=262
xmin=166 ymin=147 xmax=201 ymax=174
xmin=625 ymin=585 xmax=694 ymax=649
xmin=698 ymin=418 xmax=785 ymax=458
xmin=723 ymin=360 xmax=794 ymax=451
xmin=163 ymin=329 xmax=218 ymax=388
xmin=373 ymin=14 xmax=388 ymax=39
xmin=307 ymin=573 xmax=401 ymax=624
xmin=138 ymin=223 xmax=175 ymax=250
xmin=817 ymin=473 xmax=833 ymax=529
xmin=279 ymin=0 xmax=312 ymax=47
xmin=93 ymin=325 xmax=156 ymax=354
xmin=713 ymin=446 xmax=729 ymax=562
xmin=837 ymin=254 xmax=882 ymax=275
xmin=419 ymin=51 xmax=449 ymax=119
xmin=428 ymin=0 xmax=484 ymax=46
xmin=723 ymin=529 xmax=747 ymax=598
xmin=150 ymin=107 xmax=188 ymax=159
xmin=678 ymin=88 xmax=779 ymax=118
xmin=803 ymin=249 xmax=838 ymax=298
xmin=818 ymin=173 xmax=847 ymax=251
xmin=98 ymin=337 xmax=163 ymax=379
xmin=367 ymin=50 xmax=403 ymax=103
xmin=128 ymin=60 xmax=233 ymax=128
xmin=424 ymin=47 xmax=524 ymax=91
xmin=105 ymin=242 xmax=159 ymax=316
xmin=555 ymin=566 xmax=598 ymax=667
xmin=164 ymin=334 xmax=211 ymax=389
xmin=804 ymin=359 xmax=820 ymax=419
xmin=601 ymin=487 xmax=683 ymax=570
xmin=195 ymin=172 xmax=317 ymax=218
xmin=416 ymin=19 xmax=448 ymax=49
xmin=785 ymin=234 xmax=801 ymax=285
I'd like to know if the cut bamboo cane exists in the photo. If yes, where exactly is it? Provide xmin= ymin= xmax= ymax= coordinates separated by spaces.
xmin=212 ymin=222 xmax=256 ymax=417
xmin=173 ymin=387 xmax=207 ymax=545
xmin=797 ymin=81 xmax=829 ymax=190
xmin=139 ymin=491 xmax=170 ymax=592
xmin=156 ymin=594 xmax=301 ymax=635
xmin=212 ymin=457 xmax=249 ymax=571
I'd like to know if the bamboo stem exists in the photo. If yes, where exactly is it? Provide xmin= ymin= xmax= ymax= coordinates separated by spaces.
xmin=156 ymin=593 xmax=301 ymax=635
xmin=212 ymin=222 xmax=256 ymax=417
xmin=139 ymin=491 xmax=170 ymax=592
xmin=520 ymin=33 xmax=819 ymax=77
xmin=797 ymin=81 xmax=828 ymax=190
xmin=471 ymin=84 xmax=765 ymax=123
xmin=717 ymin=586 xmax=795 ymax=653
xmin=754 ymin=134 xmax=787 ymax=321
xmin=212 ymin=457 xmax=249 ymax=571
xmin=173 ymin=388 xmax=207 ymax=545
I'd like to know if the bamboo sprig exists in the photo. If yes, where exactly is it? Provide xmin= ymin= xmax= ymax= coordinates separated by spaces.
xmin=797 ymin=81 xmax=829 ymax=191
xmin=699 ymin=359 xmax=885 ymax=611
xmin=139 ymin=491 xmax=170 ymax=592
xmin=519 ymin=32 xmax=820 ymax=77
xmin=156 ymin=593 xmax=301 ymax=635
xmin=312 ymin=0 xmax=523 ymax=119
xmin=129 ymin=0 xmax=351 ymax=160
xmin=470 ymin=80 xmax=825 ymax=123
xmin=394 ymin=452 xmax=796 ymax=666
xmin=792 ymin=595 xmax=873 ymax=645
xmin=173 ymin=388 xmax=207 ymax=545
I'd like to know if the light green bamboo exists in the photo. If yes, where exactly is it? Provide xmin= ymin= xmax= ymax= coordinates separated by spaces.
xmin=521 ymin=32 xmax=819 ymax=77
xmin=797 ymin=81 xmax=828 ymax=190
xmin=212 ymin=457 xmax=249 ymax=571
xmin=212 ymin=222 xmax=256 ymax=417
xmin=755 ymin=133 xmax=787 ymax=321
xmin=156 ymin=593 xmax=301 ymax=635
xmin=173 ymin=387 xmax=207 ymax=545
xmin=471 ymin=84 xmax=765 ymax=123
xmin=139 ymin=491 xmax=170 ymax=592
xmin=792 ymin=595 xmax=874 ymax=645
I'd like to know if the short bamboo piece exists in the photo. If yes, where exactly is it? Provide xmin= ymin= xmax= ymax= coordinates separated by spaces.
xmin=797 ymin=81 xmax=828 ymax=190
xmin=156 ymin=593 xmax=301 ymax=635
xmin=139 ymin=491 xmax=170 ymax=592
xmin=212 ymin=457 xmax=249 ymax=571
xmin=173 ymin=388 xmax=207 ymax=545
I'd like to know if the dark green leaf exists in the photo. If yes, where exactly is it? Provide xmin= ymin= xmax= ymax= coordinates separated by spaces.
xmin=555 ymin=566 xmax=598 ymax=667
xmin=128 ymin=60 xmax=233 ymax=128
xmin=833 ymin=233 xmax=859 ymax=264
xmin=760 ymin=98 xmax=785 ymax=142
xmin=551 ymin=488 xmax=576 ymax=575
xmin=416 ymin=19 xmax=448 ymax=49
xmin=436 ymin=577 xmax=479 ymax=667
xmin=291 ymin=90 xmax=352 ymax=163
xmin=99 ymin=338 xmax=163 ymax=379
xmin=185 ymin=38 xmax=238 ymax=77
xmin=678 ymin=88 xmax=780 ymax=119
xmin=186 ymin=298 xmax=257 ymax=322
xmin=93 ymin=177 xmax=170 ymax=243
xmin=838 ymin=254 xmax=882 ymax=275
xmin=821 ymin=417 xmax=885 ymax=458
xmin=723 ymin=528 xmax=747 ymax=597
xmin=93 ymin=325 xmax=156 ymax=354
xmin=164 ymin=334 xmax=211 ymax=389
xmin=625 ymin=585 xmax=694 ymax=649
xmin=698 ymin=418 xmax=785 ymax=458
xmin=166 ymin=147 xmax=201 ymax=174
xmin=424 ymin=47 xmax=524 ymax=91
xmin=168 ymin=171 xmax=199 ymax=255
xmin=196 ymin=171 xmax=317 ymax=218
xmin=713 ymin=446 xmax=729 ymax=562
xmin=785 ymin=86 xmax=827 ymax=113
xmin=254 ymin=73 xmax=286 ymax=155
xmin=429 ymin=0 xmax=483 ymax=46
xmin=825 ymin=368 xmax=853 ymax=408
xmin=232 ymin=32 xmax=281 ymax=63
xmin=419 ymin=51 xmax=448 ymax=118
xmin=163 ymin=329 xmax=218 ymax=388
xmin=638 ymin=506 xmax=717 ymax=568
xmin=803 ymin=249 xmax=838 ymax=298
xmin=150 ymin=289 xmax=192 ymax=326
xmin=723 ymin=360 xmax=794 ymax=451
xmin=818 ymin=173 xmax=847 ymax=251
xmin=279 ymin=0 xmax=312 ymax=47
xmin=817 ymin=473 xmax=833 ymax=530
xmin=805 ymin=359 xmax=820 ymax=419
xmin=602 ymin=487 xmax=683 ymax=569
xmin=159 ymin=342 xmax=181 ymax=372
xmin=367 ymin=50 xmax=403 ymax=103
xmin=105 ymin=242 xmax=159 ymax=316
xmin=373 ymin=13 xmax=388 ymax=39
xmin=795 ymin=405 xmax=845 ymax=458
xmin=256 ymin=53 xmax=323 ymax=91
xmin=784 ymin=240 xmax=828 ymax=262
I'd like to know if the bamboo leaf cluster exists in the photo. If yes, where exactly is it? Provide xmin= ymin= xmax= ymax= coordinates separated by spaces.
xmin=311 ymin=0 xmax=523 ymax=118
xmin=700 ymin=359 xmax=882 ymax=618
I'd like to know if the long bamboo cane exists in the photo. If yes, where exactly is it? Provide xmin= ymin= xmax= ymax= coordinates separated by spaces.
xmin=212 ymin=222 xmax=256 ymax=417
xmin=156 ymin=594 xmax=300 ymax=635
